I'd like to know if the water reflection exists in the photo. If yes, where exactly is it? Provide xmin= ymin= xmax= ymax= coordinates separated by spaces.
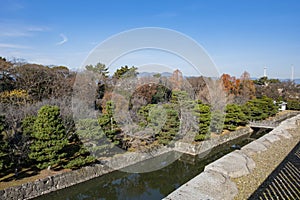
xmin=34 ymin=135 xmax=255 ymax=200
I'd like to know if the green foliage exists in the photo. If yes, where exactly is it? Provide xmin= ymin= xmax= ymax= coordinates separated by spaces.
xmin=85 ymin=62 xmax=109 ymax=77
xmin=113 ymin=65 xmax=138 ymax=79
xmin=151 ymin=85 xmax=171 ymax=104
xmin=224 ymin=104 xmax=247 ymax=131
xmin=0 ymin=115 xmax=11 ymax=171
xmin=253 ymin=76 xmax=268 ymax=85
xmin=22 ymin=116 xmax=36 ymax=136
xmin=254 ymin=76 xmax=280 ymax=85
xmin=138 ymin=103 xmax=180 ymax=145
xmin=210 ymin=110 xmax=224 ymax=134
xmin=193 ymin=102 xmax=211 ymax=141
xmin=138 ymin=104 xmax=158 ymax=128
xmin=23 ymin=113 xmax=96 ymax=170
xmin=170 ymin=90 xmax=190 ymax=104
xmin=243 ymin=96 xmax=278 ymax=121
xmin=64 ymin=154 xmax=95 ymax=169
xmin=0 ymin=115 xmax=5 ymax=133
xmin=98 ymin=101 xmax=122 ymax=146
xmin=287 ymin=99 xmax=300 ymax=110
xmin=262 ymin=96 xmax=278 ymax=116
xmin=76 ymin=119 xmax=113 ymax=157
xmin=194 ymin=134 xmax=208 ymax=142
xmin=156 ymin=104 xmax=180 ymax=145
xmin=242 ymin=101 xmax=266 ymax=121
xmin=63 ymin=142 xmax=96 ymax=170
xmin=0 ymin=134 xmax=9 ymax=171
xmin=153 ymin=73 xmax=161 ymax=78
xmin=137 ymin=104 xmax=152 ymax=127
xmin=29 ymin=105 xmax=68 ymax=169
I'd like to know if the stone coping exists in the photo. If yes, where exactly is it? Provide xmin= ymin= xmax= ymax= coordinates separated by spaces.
xmin=163 ymin=114 xmax=300 ymax=200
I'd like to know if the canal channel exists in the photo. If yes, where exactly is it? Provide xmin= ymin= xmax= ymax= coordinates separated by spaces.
xmin=34 ymin=128 xmax=271 ymax=200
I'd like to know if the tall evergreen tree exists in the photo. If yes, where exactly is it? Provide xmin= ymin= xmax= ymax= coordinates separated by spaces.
xmin=156 ymin=104 xmax=180 ymax=145
xmin=113 ymin=65 xmax=138 ymax=79
xmin=29 ymin=105 xmax=68 ymax=169
xmin=98 ymin=101 xmax=122 ymax=146
xmin=0 ymin=115 xmax=10 ymax=171
xmin=210 ymin=110 xmax=224 ymax=134
xmin=193 ymin=102 xmax=211 ymax=141
xmin=76 ymin=118 xmax=112 ymax=157
xmin=85 ymin=62 xmax=109 ymax=77
xmin=224 ymin=104 xmax=247 ymax=131
xmin=243 ymin=96 xmax=278 ymax=121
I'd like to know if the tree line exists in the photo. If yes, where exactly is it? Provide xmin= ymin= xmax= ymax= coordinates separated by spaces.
xmin=0 ymin=56 xmax=299 ymax=176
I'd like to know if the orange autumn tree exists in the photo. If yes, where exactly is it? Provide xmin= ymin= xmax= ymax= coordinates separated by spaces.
xmin=221 ymin=72 xmax=255 ymax=104
xmin=221 ymin=74 xmax=239 ymax=95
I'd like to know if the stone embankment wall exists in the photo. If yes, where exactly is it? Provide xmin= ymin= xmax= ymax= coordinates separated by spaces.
xmin=174 ymin=127 xmax=253 ymax=155
xmin=0 ymin=127 xmax=253 ymax=200
xmin=0 ymin=164 xmax=115 ymax=200
xmin=0 ymin=146 xmax=172 ymax=200
xmin=163 ymin=114 xmax=300 ymax=200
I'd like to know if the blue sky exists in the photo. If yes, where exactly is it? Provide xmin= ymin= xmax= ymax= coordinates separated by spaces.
xmin=0 ymin=0 xmax=299 ymax=78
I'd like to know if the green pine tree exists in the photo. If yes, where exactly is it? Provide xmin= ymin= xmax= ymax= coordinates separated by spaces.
xmin=113 ymin=65 xmax=138 ymax=79
xmin=243 ymin=96 xmax=278 ymax=121
xmin=224 ymin=104 xmax=247 ymax=131
xmin=29 ymin=105 xmax=68 ymax=169
xmin=287 ymin=100 xmax=300 ymax=110
xmin=76 ymin=118 xmax=113 ymax=157
xmin=98 ymin=101 xmax=122 ymax=146
xmin=156 ymin=104 xmax=180 ymax=145
xmin=0 ymin=115 xmax=10 ymax=171
xmin=193 ymin=102 xmax=211 ymax=141
xmin=210 ymin=110 xmax=224 ymax=134
xmin=85 ymin=62 xmax=109 ymax=77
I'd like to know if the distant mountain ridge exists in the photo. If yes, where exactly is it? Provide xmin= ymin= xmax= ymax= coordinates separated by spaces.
xmin=138 ymin=72 xmax=173 ymax=77
xmin=251 ymin=77 xmax=300 ymax=84
xmin=281 ymin=79 xmax=300 ymax=84
xmin=138 ymin=72 xmax=300 ymax=84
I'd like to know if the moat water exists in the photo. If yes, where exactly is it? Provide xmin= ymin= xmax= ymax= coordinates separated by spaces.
xmin=34 ymin=129 xmax=270 ymax=200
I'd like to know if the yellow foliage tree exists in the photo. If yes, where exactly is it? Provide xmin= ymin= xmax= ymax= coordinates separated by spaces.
xmin=0 ymin=89 xmax=31 ymax=106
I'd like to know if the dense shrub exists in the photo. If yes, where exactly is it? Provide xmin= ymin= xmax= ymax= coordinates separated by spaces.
xmin=243 ymin=96 xmax=278 ymax=121
xmin=224 ymin=104 xmax=247 ymax=131
xmin=29 ymin=105 xmax=68 ymax=169
xmin=287 ymin=100 xmax=300 ymax=110
xmin=193 ymin=102 xmax=211 ymax=141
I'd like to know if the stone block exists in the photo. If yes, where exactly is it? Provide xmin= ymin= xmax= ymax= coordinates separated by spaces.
xmin=204 ymin=151 xmax=255 ymax=178
xmin=163 ymin=170 xmax=238 ymax=200
xmin=255 ymin=137 xmax=272 ymax=147
xmin=261 ymin=134 xmax=281 ymax=143
xmin=241 ymin=140 xmax=268 ymax=156
xmin=271 ymin=129 xmax=292 ymax=139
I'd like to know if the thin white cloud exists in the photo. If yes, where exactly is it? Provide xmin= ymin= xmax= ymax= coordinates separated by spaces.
xmin=28 ymin=57 xmax=57 ymax=65
xmin=56 ymin=33 xmax=68 ymax=46
xmin=0 ymin=43 xmax=30 ymax=49
xmin=0 ymin=31 xmax=30 ymax=37
xmin=27 ymin=26 xmax=50 ymax=32
xmin=0 ymin=21 xmax=50 ymax=37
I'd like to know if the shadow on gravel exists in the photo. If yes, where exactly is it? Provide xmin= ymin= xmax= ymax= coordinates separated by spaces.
xmin=249 ymin=141 xmax=300 ymax=200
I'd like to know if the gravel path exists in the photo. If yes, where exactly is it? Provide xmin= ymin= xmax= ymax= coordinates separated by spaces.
xmin=232 ymin=128 xmax=300 ymax=200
